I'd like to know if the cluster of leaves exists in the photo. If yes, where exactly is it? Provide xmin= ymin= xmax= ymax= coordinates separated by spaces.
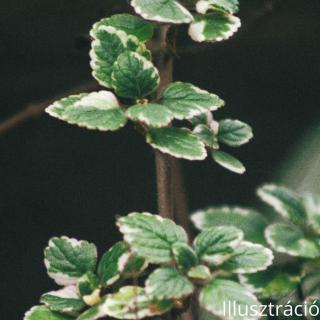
xmin=130 ymin=0 xmax=241 ymax=42
xmin=24 ymin=212 xmax=273 ymax=320
xmin=192 ymin=184 xmax=320 ymax=314
xmin=46 ymin=12 xmax=252 ymax=173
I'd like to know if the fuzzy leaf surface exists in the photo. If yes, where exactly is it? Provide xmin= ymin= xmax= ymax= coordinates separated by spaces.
xmin=257 ymin=184 xmax=307 ymax=225
xmin=191 ymin=206 xmax=267 ymax=244
xmin=131 ymin=0 xmax=193 ymax=24
xmin=46 ymin=91 xmax=127 ymax=131
xmin=189 ymin=13 xmax=241 ymax=42
xmin=24 ymin=306 xmax=74 ymax=320
xmin=147 ymin=127 xmax=207 ymax=160
xmin=146 ymin=267 xmax=194 ymax=299
xmin=218 ymin=119 xmax=253 ymax=147
xmin=223 ymin=241 xmax=273 ymax=274
xmin=159 ymin=82 xmax=224 ymax=120
xmin=117 ymin=212 xmax=188 ymax=263
xmin=194 ymin=226 xmax=243 ymax=266
xmin=212 ymin=150 xmax=245 ymax=174
xmin=93 ymin=14 xmax=154 ymax=41
xmin=127 ymin=103 xmax=173 ymax=127
xmin=40 ymin=286 xmax=84 ymax=313
xmin=200 ymin=279 xmax=260 ymax=320
xmin=44 ymin=236 xmax=97 ymax=286
xmin=112 ymin=52 xmax=160 ymax=99
xmin=266 ymin=223 xmax=320 ymax=258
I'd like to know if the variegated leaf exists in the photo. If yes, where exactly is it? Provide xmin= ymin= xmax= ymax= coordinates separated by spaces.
xmin=196 ymin=0 xmax=239 ymax=14
xmin=24 ymin=306 xmax=74 ymax=320
xmin=212 ymin=150 xmax=246 ymax=174
xmin=46 ymin=91 xmax=127 ymax=131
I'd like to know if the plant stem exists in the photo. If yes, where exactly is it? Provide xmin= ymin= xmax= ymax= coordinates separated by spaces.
xmin=153 ymin=25 xmax=193 ymax=320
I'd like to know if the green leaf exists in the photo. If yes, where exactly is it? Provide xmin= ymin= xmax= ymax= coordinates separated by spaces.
xmin=189 ymin=13 xmax=241 ymax=43
xmin=218 ymin=119 xmax=253 ymax=147
xmin=257 ymin=184 xmax=307 ymax=225
xmin=121 ymin=253 xmax=148 ymax=278
xmin=146 ymin=267 xmax=194 ymax=299
xmin=305 ymin=194 xmax=320 ymax=235
xmin=40 ymin=286 xmax=85 ymax=313
xmin=127 ymin=103 xmax=173 ymax=127
xmin=78 ymin=272 xmax=99 ymax=296
xmin=131 ymin=0 xmax=193 ymax=24
xmin=44 ymin=236 xmax=97 ymax=286
xmin=117 ymin=212 xmax=188 ymax=264
xmin=194 ymin=226 xmax=243 ymax=266
xmin=46 ymin=91 xmax=127 ymax=132
xmin=112 ymin=51 xmax=160 ymax=99
xmin=196 ymin=0 xmax=239 ymax=14
xmin=200 ymin=279 xmax=260 ymax=320
xmin=265 ymin=223 xmax=320 ymax=258
xmin=223 ymin=241 xmax=273 ymax=274
xmin=147 ymin=127 xmax=207 ymax=160
xmin=159 ymin=82 xmax=224 ymax=120
xmin=212 ymin=150 xmax=246 ymax=174
xmin=191 ymin=206 xmax=267 ymax=244
xmin=172 ymin=242 xmax=198 ymax=272
xmin=90 ymin=25 xmax=141 ymax=88
xmin=103 ymin=286 xmax=173 ymax=319
xmin=239 ymin=265 xmax=302 ymax=299
xmin=77 ymin=300 xmax=107 ymax=320
xmin=193 ymin=124 xmax=219 ymax=149
xmin=93 ymin=14 xmax=154 ymax=42
xmin=187 ymin=265 xmax=211 ymax=281
xmin=97 ymin=241 xmax=129 ymax=286
xmin=24 ymin=306 xmax=74 ymax=320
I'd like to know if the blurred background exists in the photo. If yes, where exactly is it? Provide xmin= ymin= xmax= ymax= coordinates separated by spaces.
xmin=1 ymin=0 xmax=320 ymax=317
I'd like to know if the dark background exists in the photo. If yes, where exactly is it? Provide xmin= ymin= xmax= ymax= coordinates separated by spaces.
xmin=1 ymin=0 xmax=319 ymax=318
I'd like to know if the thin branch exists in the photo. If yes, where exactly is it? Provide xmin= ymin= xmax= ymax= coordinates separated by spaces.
xmin=0 ymin=81 xmax=99 ymax=136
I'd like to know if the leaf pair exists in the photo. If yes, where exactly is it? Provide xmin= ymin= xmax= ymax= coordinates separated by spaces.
xmin=258 ymin=184 xmax=320 ymax=259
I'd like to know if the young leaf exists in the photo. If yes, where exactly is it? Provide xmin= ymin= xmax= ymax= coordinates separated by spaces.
xmin=131 ymin=0 xmax=193 ymax=24
xmin=189 ymin=13 xmax=241 ymax=43
xmin=172 ymin=242 xmax=198 ymax=272
xmin=103 ymin=286 xmax=173 ymax=319
xmin=193 ymin=124 xmax=219 ymax=149
xmin=191 ymin=206 xmax=267 ymax=244
xmin=193 ymin=226 xmax=243 ymax=266
xmin=239 ymin=265 xmax=302 ymax=299
xmin=265 ymin=223 xmax=320 ymax=258
xmin=46 ymin=91 xmax=127 ymax=132
xmin=212 ymin=150 xmax=246 ymax=174
xmin=196 ymin=0 xmax=239 ymax=14
xmin=117 ymin=212 xmax=188 ymax=263
xmin=121 ymin=253 xmax=148 ymax=278
xmin=127 ymin=103 xmax=174 ymax=128
xmin=305 ymin=194 xmax=320 ymax=235
xmin=147 ymin=127 xmax=207 ymax=160
xmin=93 ymin=14 xmax=154 ymax=42
xmin=200 ymin=279 xmax=260 ymax=320
xmin=40 ymin=286 xmax=85 ymax=313
xmin=187 ymin=265 xmax=211 ymax=281
xmin=112 ymin=51 xmax=160 ymax=99
xmin=257 ymin=184 xmax=307 ymax=225
xmin=44 ymin=236 xmax=97 ymax=286
xmin=97 ymin=241 xmax=129 ymax=286
xmin=24 ymin=306 xmax=74 ymax=320
xmin=222 ymin=241 xmax=273 ymax=274
xmin=218 ymin=119 xmax=253 ymax=147
xmin=146 ymin=267 xmax=194 ymax=299
xmin=78 ymin=272 xmax=99 ymax=296
xmin=159 ymin=82 xmax=224 ymax=120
